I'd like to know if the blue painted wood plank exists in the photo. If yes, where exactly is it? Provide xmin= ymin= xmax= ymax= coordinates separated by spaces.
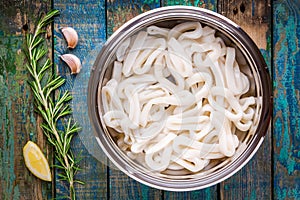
xmin=0 ymin=1 xmax=52 ymax=199
xmin=218 ymin=1 xmax=272 ymax=199
xmin=273 ymin=1 xmax=300 ymax=199
xmin=53 ymin=0 xmax=107 ymax=199
xmin=162 ymin=0 xmax=216 ymax=10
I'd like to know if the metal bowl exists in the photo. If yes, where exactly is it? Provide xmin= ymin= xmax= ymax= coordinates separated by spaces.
xmin=88 ymin=6 xmax=272 ymax=191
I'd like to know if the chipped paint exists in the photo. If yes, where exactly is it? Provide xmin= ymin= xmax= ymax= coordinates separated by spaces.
xmin=273 ymin=1 xmax=300 ymax=199
xmin=0 ymin=0 xmax=53 ymax=198
xmin=0 ymin=38 xmax=19 ymax=200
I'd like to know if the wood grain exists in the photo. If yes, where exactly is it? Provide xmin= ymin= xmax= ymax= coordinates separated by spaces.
xmin=109 ymin=165 xmax=163 ymax=200
xmin=107 ymin=0 xmax=161 ymax=37
xmin=162 ymin=0 xmax=216 ymax=10
xmin=0 ymin=0 xmax=52 ymax=199
xmin=218 ymin=1 xmax=272 ymax=199
xmin=106 ymin=0 xmax=163 ymax=198
xmin=273 ymin=0 xmax=300 ymax=199
xmin=218 ymin=0 xmax=271 ymax=49
xmin=2 ymin=1 xmax=299 ymax=199
xmin=53 ymin=0 xmax=108 ymax=199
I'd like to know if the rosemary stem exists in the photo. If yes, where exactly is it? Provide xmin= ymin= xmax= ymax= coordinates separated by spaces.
xmin=29 ymin=29 xmax=49 ymax=110
xmin=24 ymin=10 xmax=82 ymax=200
xmin=30 ymin=36 xmax=74 ymax=198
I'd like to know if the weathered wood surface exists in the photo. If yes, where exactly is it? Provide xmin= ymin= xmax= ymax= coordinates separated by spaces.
xmin=273 ymin=0 xmax=300 ymax=199
xmin=218 ymin=1 xmax=272 ymax=199
xmin=0 ymin=1 xmax=52 ymax=199
xmin=1 ymin=0 xmax=299 ymax=199
xmin=218 ymin=0 xmax=271 ymax=49
xmin=162 ymin=0 xmax=216 ymax=10
xmin=53 ymin=0 xmax=108 ymax=199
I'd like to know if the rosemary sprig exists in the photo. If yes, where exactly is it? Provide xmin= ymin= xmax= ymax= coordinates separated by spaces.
xmin=24 ymin=10 xmax=83 ymax=199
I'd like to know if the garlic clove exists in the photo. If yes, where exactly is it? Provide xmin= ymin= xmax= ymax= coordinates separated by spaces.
xmin=60 ymin=54 xmax=81 ymax=74
xmin=61 ymin=27 xmax=78 ymax=49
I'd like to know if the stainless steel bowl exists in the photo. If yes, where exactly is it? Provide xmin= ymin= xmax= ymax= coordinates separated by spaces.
xmin=88 ymin=6 xmax=272 ymax=191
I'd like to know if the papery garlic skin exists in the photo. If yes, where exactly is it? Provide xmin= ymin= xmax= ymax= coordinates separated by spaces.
xmin=60 ymin=54 xmax=81 ymax=74
xmin=61 ymin=27 xmax=78 ymax=49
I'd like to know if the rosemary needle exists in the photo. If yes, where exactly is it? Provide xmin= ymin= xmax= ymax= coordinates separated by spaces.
xmin=24 ymin=10 xmax=83 ymax=200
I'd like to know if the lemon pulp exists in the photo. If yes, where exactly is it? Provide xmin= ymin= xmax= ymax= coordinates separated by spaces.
xmin=23 ymin=141 xmax=52 ymax=181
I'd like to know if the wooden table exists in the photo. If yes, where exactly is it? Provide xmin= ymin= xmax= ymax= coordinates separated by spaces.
xmin=0 ymin=0 xmax=299 ymax=199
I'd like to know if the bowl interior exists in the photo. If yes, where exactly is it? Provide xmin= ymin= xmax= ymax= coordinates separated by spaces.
xmin=89 ymin=6 xmax=271 ymax=191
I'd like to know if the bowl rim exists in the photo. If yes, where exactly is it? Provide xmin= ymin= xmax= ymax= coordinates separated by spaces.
xmin=88 ymin=5 xmax=272 ymax=191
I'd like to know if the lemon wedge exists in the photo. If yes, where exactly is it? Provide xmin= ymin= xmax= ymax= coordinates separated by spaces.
xmin=23 ymin=141 xmax=52 ymax=182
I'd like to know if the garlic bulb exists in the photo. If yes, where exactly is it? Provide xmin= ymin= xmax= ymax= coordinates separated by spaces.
xmin=60 ymin=54 xmax=81 ymax=74
xmin=61 ymin=27 xmax=78 ymax=49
